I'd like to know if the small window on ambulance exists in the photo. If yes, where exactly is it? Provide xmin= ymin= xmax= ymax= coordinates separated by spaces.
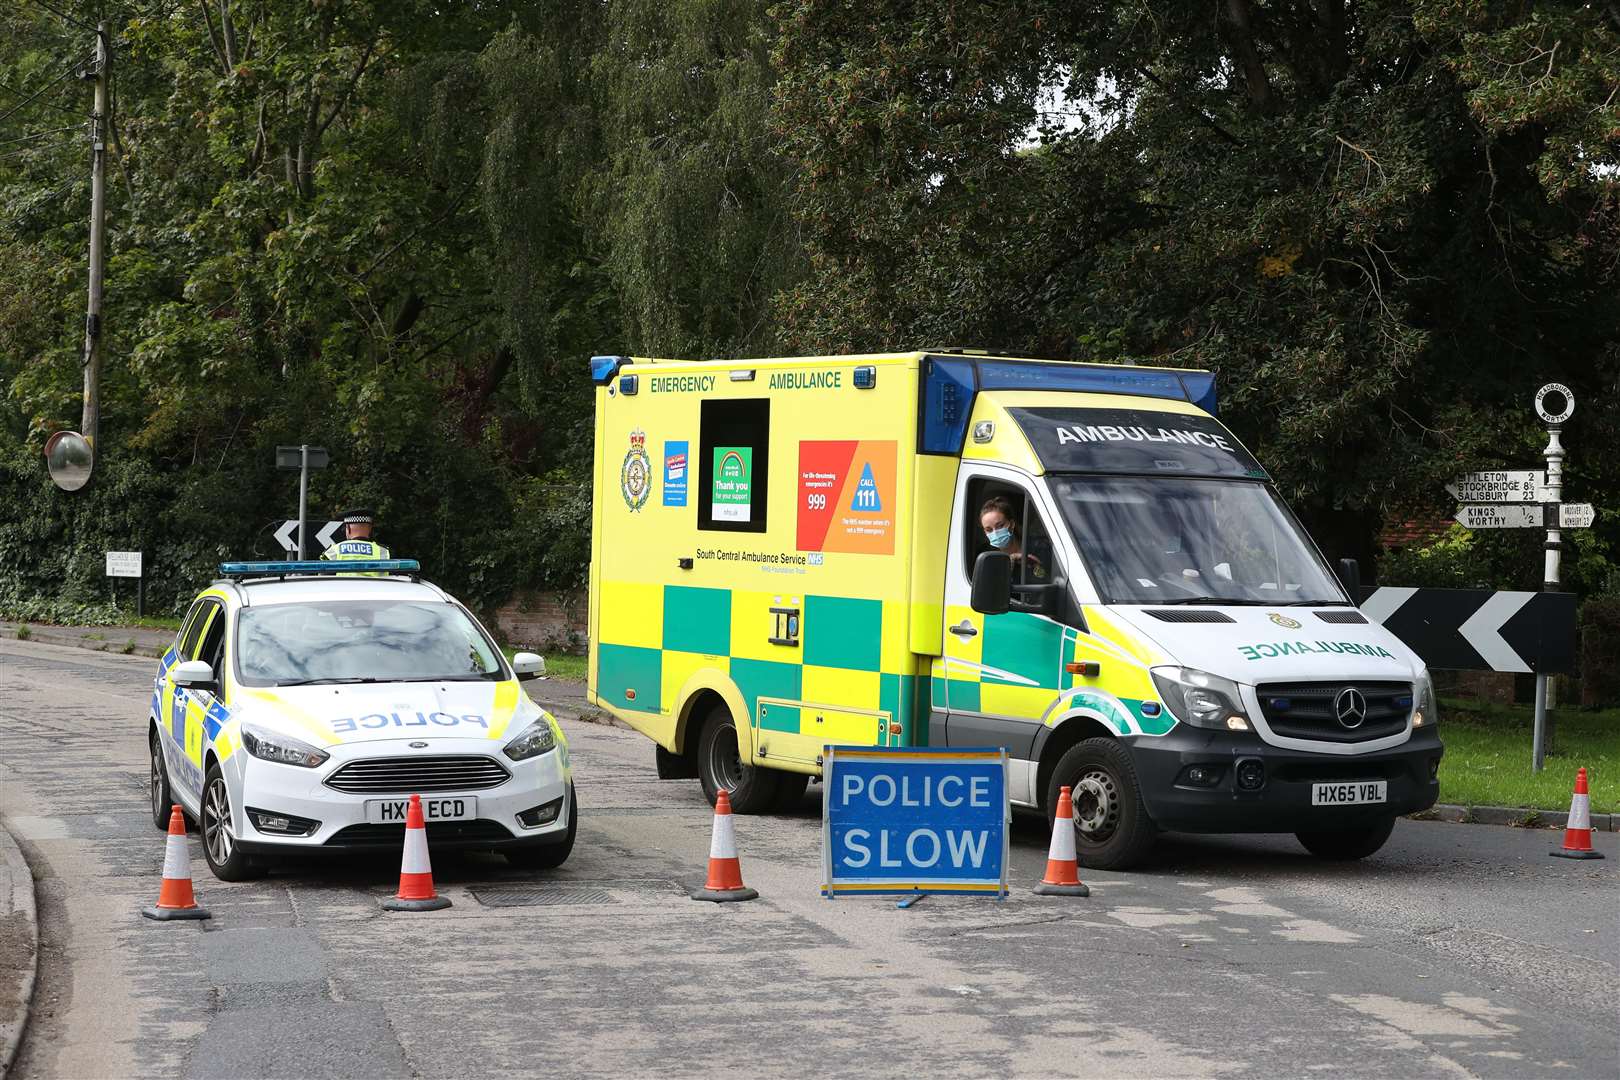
xmin=699 ymin=398 xmax=769 ymax=534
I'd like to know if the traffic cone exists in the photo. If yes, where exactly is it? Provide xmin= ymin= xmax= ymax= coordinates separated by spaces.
xmin=1551 ymin=768 xmax=1605 ymax=860
xmin=1033 ymin=786 xmax=1090 ymax=897
xmin=382 ymin=794 xmax=452 ymax=910
xmin=690 ymin=790 xmax=758 ymax=902
xmin=142 ymin=805 xmax=211 ymax=921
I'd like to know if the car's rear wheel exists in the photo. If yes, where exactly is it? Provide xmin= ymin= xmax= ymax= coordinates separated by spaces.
xmin=200 ymin=762 xmax=262 ymax=881
xmin=696 ymin=704 xmax=781 ymax=813
xmin=150 ymin=728 xmax=174 ymax=831
xmin=505 ymin=784 xmax=577 ymax=869
xmin=1296 ymin=817 xmax=1396 ymax=860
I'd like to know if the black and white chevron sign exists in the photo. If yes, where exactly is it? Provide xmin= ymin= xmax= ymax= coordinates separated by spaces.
xmin=1358 ymin=588 xmax=1577 ymax=674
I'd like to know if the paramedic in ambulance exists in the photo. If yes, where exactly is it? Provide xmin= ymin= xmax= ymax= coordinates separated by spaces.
xmin=979 ymin=494 xmax=1045 ymax=580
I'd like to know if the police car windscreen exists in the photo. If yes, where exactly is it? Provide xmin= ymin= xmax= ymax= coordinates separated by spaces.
xmin=236 ymin=600 xmax=504 ymax=687
xmin=1007 ymin=407 xmax=1266 ymax=479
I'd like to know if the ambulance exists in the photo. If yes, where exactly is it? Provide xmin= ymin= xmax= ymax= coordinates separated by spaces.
xmin=587 ymin=351 xmax=1441 ymax=868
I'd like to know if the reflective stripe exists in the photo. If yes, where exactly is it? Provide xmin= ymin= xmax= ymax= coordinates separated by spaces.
xmin=1047 ymin=806 xmax=1077 ymax=862
xmin=401 ymin=825 xmax=432 ymax=875
xmin=1568 ymin=793 xmax=1591 ymax=831
xmin=162 ymin=832 xmax=191 ymax=881
xmin=709 ymin=812 xmax=737 ymax=860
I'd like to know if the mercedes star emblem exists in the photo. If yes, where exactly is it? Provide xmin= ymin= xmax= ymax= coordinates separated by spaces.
xmin=1334 ymin=687 xmax=1368 ymax=729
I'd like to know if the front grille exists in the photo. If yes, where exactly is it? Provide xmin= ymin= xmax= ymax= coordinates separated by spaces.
xmin=324 ymin=755 xmax=510 ymax=794
xmin=325 ymin=820 xmax=516 ymax=847
xmin=1256 ymin=681 xmax=1411 ymax=743
xmin=1143 ymin=609 xmax=1236 ymax=623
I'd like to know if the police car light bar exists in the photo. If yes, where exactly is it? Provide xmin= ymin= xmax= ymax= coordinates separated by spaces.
xmin=218 ymin=559 xmax=421 ymax=577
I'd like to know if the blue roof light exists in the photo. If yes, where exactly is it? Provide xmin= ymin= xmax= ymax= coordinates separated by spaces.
xmin=590 ymin=355 xmax=628 ymax=384
xmin=219 ymin=560 xmax=421 ymax=577
xmin=920 ymin=357 xmax=977 ymax=455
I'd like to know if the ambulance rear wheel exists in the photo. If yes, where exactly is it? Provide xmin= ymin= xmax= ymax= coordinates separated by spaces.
xmin=1295 ymin=817 xmax=1395 ymax=860
xmin=697 ymin=706 xmax=781 ymax=814
xmin=200 ymin=762 xmax=262 ymax=882
xmin=1047 ymin=738 xmax=1157 ymax=871
xmin=149 ymin=727 xmax=174 ymax=831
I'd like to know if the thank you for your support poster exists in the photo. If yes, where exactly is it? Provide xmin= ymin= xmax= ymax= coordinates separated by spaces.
xmin=822 ymin=747 xmax=1009 ymax=897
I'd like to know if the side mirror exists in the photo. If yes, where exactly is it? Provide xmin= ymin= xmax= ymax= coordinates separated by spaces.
xmin=1336 ymin=557 xmax=1362 ymax=599
xmin=971 ymin=551 xmax=1012 ymax=615
xmin=172 ymin=659 xmax=217 ymax=692
xmin=512 ymin=652 xmax=547 ymax=681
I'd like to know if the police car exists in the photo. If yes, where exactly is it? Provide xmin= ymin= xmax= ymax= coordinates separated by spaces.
xmin=147 ymin=560 xmax=575 ymax=880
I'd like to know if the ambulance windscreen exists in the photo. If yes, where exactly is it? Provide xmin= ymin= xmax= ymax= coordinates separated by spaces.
xmin=1007 ymin=407 xmax=1266 ymax=479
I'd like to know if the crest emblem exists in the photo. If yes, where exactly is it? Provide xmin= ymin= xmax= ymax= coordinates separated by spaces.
xmin=1268 ymin=613 xmax=1302 ymax=629
xmin=620 ymin=429 xmax=651 ymax=512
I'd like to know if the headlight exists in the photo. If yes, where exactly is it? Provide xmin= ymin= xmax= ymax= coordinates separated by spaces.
xmin=502 ymin=716 xmax=558 ymax=761
xmin=241 ymin=723 xmax=330 ymax=768
xmin=1414 ymin=670 xmax=1438 ymax=727
xmin=1150 ymin=667 xmax=1250 ymax=730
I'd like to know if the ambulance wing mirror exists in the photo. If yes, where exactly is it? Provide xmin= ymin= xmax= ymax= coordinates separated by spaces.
xmin=1336 ymin=558 xmax=1362 ymax=600
xmin=172 ymin=660 xmax=218 ymax=692
xmin=511 ymin=652 xmax=547 ymax=681
xmin=970 ymin=552 xmax=1012 ymax=615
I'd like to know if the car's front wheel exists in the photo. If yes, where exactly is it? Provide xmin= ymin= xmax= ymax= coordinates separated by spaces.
xmin=505 ymin=783 xmax=577 ymax=869
xmin=200 ymin=762 xmax=262 ymax=881
xmin=150 ymin=728 xmax=174 ymax=831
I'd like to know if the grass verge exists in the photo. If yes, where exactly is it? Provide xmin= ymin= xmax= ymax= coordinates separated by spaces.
xmin=499 ymin=646 xmax=586 ymax=682
xmin=1438 ymin=698 xmax=1618 ymax=813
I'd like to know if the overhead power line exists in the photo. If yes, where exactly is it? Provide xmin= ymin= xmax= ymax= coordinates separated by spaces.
xmin=0 ymin=55 xmax=93 ymax=129
xmin=0 ymin=125 xmax=79 ymax=149
xmin=27 ymin=0 xmax=99 ymax=34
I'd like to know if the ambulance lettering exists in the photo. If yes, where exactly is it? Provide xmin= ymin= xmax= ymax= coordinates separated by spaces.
xmin=331 ymin=712 xmax=490 ymax=733
xmin=1238 ymin=641 xmax=1397 ymax=661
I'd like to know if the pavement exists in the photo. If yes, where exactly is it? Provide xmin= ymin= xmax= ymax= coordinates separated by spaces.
xmin=0 ymin=816 xmax=37 ymax=1078
xmin=1 ymin=636 xmax=1615 ymax=1078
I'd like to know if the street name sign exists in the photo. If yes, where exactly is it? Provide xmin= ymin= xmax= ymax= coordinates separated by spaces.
xmin=822 ymin=747 xmax=1008 ymax=898
xmin=1445 ymin=470 xmax=1541 ymax=504
xmin=105 ymin=551 xmax=142 ymax=578
xmin=1455 ymin=505 xmax=1540 ymax=529
xmin=1559 ymin=503 xmax=1595 ymax=529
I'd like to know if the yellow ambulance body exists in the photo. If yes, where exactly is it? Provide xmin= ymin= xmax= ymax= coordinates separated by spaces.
xmin=588 ymin=351 xmax=1440 ymax=868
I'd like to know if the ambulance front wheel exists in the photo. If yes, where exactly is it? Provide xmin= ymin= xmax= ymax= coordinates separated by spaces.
xmin=696 ymin=705 xmax=781 ymax=814
xmin=1295 ymin=817 xmax=1395 ymax=860
xmin=1047 ymin=738 xmax=1158 ymax=871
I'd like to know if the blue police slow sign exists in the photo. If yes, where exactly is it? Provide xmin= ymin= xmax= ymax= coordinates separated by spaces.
xmin=821 ymin=747 xmax=1009 ymax=898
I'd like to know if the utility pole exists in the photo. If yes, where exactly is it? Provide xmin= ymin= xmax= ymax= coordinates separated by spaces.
xmin=79 ymin=24 xmax=108 ymax=452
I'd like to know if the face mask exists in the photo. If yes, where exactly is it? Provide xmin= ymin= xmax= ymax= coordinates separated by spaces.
xmin=986 ymin=526 xmax=1013 ymax=549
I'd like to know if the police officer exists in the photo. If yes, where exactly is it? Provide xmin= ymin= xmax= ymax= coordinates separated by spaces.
xmin=320 ymin=508 xmax=391 ymax=563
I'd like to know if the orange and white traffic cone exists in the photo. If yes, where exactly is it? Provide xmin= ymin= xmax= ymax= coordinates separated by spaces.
xmin=382 ymin=794 xmax=452 ymax=910
xmin=690 ymin=789 xmax=758 ymax=902
xmin=1033 ymin=786 xmax=1091 ymax=897
xmin=1551 ymin=768 xmax=1605 ymax=860
xmin=142 ymin=805 xmax=211 ymax=921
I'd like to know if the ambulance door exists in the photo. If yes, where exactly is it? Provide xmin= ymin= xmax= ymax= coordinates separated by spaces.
xmin=939 ymin=469 xmax=1074 ymax=760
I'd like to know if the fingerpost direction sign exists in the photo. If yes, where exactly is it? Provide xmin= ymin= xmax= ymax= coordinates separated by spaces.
xmin=1444 ymin=470 xmax=1542 ymax=504
xmin=1455 ymin=505 xmax=1540 ymax=529
xmin=822 ymin=747 xmax=1009 ymax=898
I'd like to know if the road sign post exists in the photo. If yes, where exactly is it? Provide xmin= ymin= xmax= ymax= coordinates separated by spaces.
xmin=1531 ymin=384 xmax=1574 ymax=772
xmin=821 ymin=746 xmax=1009 ymax=901
xmin=275 ymin=445 xmax=330 ymax=560
xmin=106 ymin=550 xmax=143 ymax=617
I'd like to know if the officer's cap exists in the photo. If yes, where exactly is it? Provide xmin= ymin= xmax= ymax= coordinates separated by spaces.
xmin=340 ymin=508 xmax=375 ymax=525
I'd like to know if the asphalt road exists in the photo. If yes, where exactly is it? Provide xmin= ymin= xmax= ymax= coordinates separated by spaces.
xmin=1 ymin=637 xmax=1615 ymax=1079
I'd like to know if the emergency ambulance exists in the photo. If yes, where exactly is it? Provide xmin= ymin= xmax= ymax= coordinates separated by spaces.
xmin=588 ymin=351 xmax=1441 ymax=868
xmin=148 ymin=560 xmax=575 ymax=880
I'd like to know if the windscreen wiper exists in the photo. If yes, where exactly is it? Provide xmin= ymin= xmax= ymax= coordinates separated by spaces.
xmin=272 ymin=676 xmax=386 ymax=687
xmin=1278 ymin=599 xmax=1353 ymax=607
xmin=1156 ymin=596 xmax=1266 ymax=606
xmin=390 ymin=675 xmax=495 ymax=683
